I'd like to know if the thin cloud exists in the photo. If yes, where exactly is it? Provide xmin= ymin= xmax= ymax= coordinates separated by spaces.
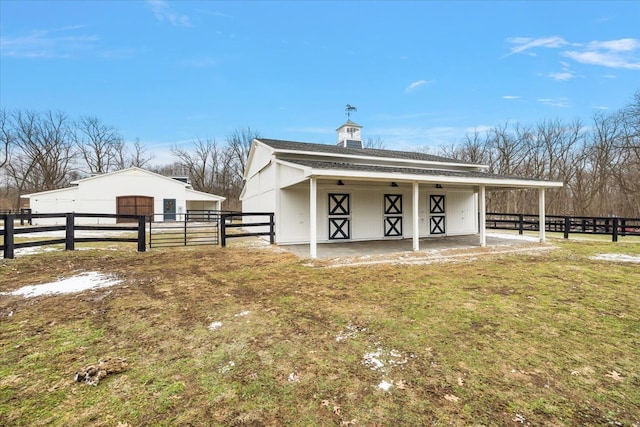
xmin=464 ymin=125 xmax=493 ymax=134
xmin=507 ymin=35 xmax=640 ymax=70
xmin=147 ymin=0 xmax=191 ymax=27
xmin=404 ymin=80 xmax=432 ymax=93
xmin=537 ymin=98 xmax=569 ymax=108
xmin=0 ymin=26 xmax=99 ymax=58
xmin=586 ymin=38 xmax=640 ymax=52
xmin=548 ymin=71 xmax=574 ymax=81
xmin=502 ymin=95 xmax=520 ymax=100
xmin=563 ymin=48 xmax=640 ymax=70
xmin=506 ymin=36 xmax=569 ymax=56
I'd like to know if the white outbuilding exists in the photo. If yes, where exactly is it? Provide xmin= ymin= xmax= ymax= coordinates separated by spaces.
xmin=241 ymin=120 xmax=563 ymax=258
xmin=21 ymin=167 xmax=225 ymax=224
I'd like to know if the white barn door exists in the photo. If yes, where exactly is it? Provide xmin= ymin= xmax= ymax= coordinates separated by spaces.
xmin=429 ymin=194 xmax=446 ymax=235
xmin=328 ymin=193 xmax=350 ymax=240
xmin=383 ymin=194 xmax=403 ymax=237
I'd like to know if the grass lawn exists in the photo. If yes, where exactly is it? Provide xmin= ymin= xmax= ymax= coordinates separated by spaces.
xmin=1 ymin=239 xmax=639 ymax=426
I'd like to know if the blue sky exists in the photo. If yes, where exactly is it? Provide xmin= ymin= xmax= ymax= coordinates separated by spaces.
xmin=1 ymin=0 xmax=639 ymax=163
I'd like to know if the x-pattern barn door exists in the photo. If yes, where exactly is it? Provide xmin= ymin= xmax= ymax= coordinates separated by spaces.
xmin=383 ymin=194 xmax=403 ymax=237
xmin=328 ymin=193 xmax=350 ymax=240
xmin=429 ymin=194 xmax=446 ymax=234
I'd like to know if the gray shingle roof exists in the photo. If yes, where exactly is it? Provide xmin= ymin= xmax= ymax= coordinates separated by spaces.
xmin=284 ymin=159 xmax=551 ymax=182
xmin=257 ymin=138 xmax=477 ymax=165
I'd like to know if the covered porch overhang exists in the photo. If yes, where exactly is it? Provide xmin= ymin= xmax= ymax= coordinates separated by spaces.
xmin=276 ymin=160 xmax=563 ymax=259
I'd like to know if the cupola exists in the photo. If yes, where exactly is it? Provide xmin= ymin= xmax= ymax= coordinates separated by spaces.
xmin=336 ymin=104 xmax=363 ymax=149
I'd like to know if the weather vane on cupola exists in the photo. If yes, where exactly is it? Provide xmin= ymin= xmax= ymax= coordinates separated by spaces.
xmin=345 ymin=104 xmax=357 ymax=119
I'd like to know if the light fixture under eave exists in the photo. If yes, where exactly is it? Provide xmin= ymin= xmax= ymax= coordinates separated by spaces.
xmin=435 ymin=184 xmax=443 ymax=188
xmin=337 ymin=180 xmax=344 ymax=186
xmin=391 ymin=182 xmax=398 ymax=187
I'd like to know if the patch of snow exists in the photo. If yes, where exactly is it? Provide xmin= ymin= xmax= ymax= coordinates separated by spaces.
xmin=234 ymin=310 xmax=251 ymax=317
xmin=288 ymin=372 xmax=300 ymax=382
xmin=218 ymin=361 xmax=235 ymax=373
xmin=487 ymin=232 xmax=540 ymax=242
xmin=14 ymin=246 xmax=60 ymax=257
xmin=590 ymin=253 xmax=640 ymax=263
xmin=16 ymin=229 xmax=134 ymax=238
xmin=0 ymin=272 xmax=121 ymax=298
xmin=335 ymin=323 xmax=367 ymax=342
xmin=208 ymin=321 xmax=223 ymax=330
xmin=363 ymin=349 xmax=385 ymax=370
xmin=378 ymin=380 xmax=393 ymax=391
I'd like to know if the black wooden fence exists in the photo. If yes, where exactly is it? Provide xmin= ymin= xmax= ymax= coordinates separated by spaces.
xmin=2 ymin=210 xmax=276 ymax=258
xmin=220 ymin=212 xmax=275 ymax=247
xmin=486 ymin=213 xmax=640 ymax=242
xmin=0 ymin=208 xmax=33 ymax=225
xmin=1 ymin=213 xmax=146 ymax=259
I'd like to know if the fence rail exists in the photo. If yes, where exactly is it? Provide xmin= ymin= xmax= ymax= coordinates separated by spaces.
xmin=0 ymin=208 xmax=33 ymax=225
xmin=220 ymin=212 xmax=275 ymax=247
xmin=1 ymin=212 xmax=146 ymax=259
xmin=486 ymin=213 xmax=640 ymax=242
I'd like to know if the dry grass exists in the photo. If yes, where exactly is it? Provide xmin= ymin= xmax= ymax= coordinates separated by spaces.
xmin=1 ymin=240 xmax=639 ymax=426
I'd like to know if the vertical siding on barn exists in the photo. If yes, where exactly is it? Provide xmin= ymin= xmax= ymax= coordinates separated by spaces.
xmin=278 ymin=187 xmax=310 ymax=244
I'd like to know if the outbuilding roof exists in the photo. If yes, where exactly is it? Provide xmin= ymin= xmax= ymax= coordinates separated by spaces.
xmin=281 ymin=159 xmax=559 ymax=188
xmin=257 ymin=138 xmax=480 ymax=166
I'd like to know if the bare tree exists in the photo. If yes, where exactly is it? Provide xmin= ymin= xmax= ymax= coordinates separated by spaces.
xmin=0 ymin=109 xmax=12 ymax=171
xmin=74 ymin=115 xmax=123 ymax=174
xmin=171 ymin=138 xmax=220 ymax=194
xmin=114 ymin=138 xmax=154 ymax=169
xmin=8 ymin=110 xmax=76 ymax=191
xmin=363 ymin=136 xmax=385 ymax=149
xmin=226 ymin=126 xmax=260 ymax=181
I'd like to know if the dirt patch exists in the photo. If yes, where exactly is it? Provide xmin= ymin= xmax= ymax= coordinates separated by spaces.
xmin=307 ymin=243 xmax=556 ymax=268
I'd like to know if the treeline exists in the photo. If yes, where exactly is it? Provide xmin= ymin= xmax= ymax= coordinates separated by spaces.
xmin=437 ymin=91 xmax=640 ymax=217
xmin=0 ymin=109 xmax=255 ymax=210
xmin=1 ymin=90 xmax=639 ymax=216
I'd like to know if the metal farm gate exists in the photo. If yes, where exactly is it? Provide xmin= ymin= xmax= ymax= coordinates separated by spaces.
xmin=148 ymin=212 xmax=219 ymax=248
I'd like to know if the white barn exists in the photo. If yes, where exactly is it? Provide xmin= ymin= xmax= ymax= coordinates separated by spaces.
xmin=241 ymin=120 xmax=563 ymax=258
xmin=21 ymin=167 xmax=225 ymax=224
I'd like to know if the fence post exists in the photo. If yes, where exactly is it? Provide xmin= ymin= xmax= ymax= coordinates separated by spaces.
xmin=220 ymin=214 xmax=227 ymax=247
xmin=621 ymin=219 xmax=626 ymax=237
xmin=518 ymin=214 xmax=524 ymax=235
xmin=138 ymin=216 xmax=146 ymax=252
xmin=184 ymin=218 xmax=188 ymax=246
xmin=564 ymin=216 xmax=570 ymax=239
xmin=612 ymin=217 xmax=619 ymax=243
xmin=3 ymin=214 xmax=15 ymax=259
xmin=269 ymin=213 xmax=275 ymax=244
xmin=65 ymin=213 xmax=75 ymax=251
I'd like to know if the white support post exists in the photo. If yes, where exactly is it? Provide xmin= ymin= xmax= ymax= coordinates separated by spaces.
xmin=539 ymin=188 xmax=546 ymax=242
xmin=479 ymin=184 xmax=486 ymax=247
xmin=274 ymin=162 xmax=281 ymax=243
xmin=412 ymin=182 xmax=420 ymax=252
xmin=310 ymin=177 xmax=317 ymax=258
